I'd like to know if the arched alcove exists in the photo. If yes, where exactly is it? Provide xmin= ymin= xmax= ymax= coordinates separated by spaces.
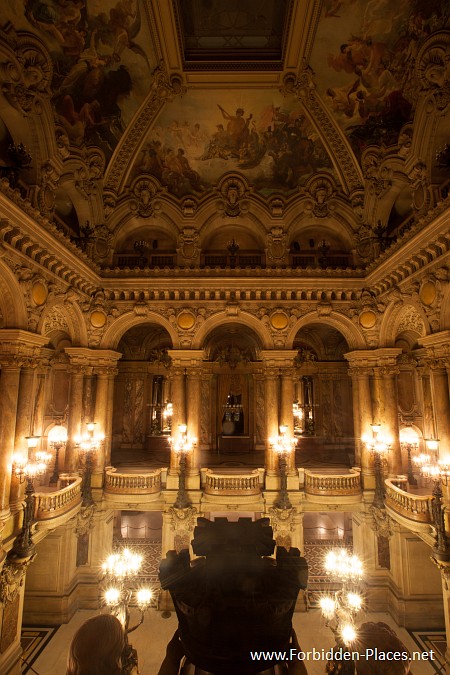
xmin=113 ymin=324 xmax=173 ymax=457
xmin=292 ymin=323 xmax=353 ymax=463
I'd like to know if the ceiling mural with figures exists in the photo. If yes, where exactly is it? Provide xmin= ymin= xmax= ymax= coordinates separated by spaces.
xmin=7 ymin=0 xmax=157 ymax=157
xmin=0 ymin=0 xmax=448 ymax=219
xmin=310 ymin=0 xmax=449 ymax=159
xmin=132 ymin=91 xmax=335 ymax=197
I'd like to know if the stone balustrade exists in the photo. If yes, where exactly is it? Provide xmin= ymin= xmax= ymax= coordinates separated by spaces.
xmin=204 ymin=469 xmax=261 ymax=496
xmin=104 ymin=467 xmax=162 ymax=495
xmin=34 ymin=476 xmax=82 ymax=520
xmin=304 ymin=468 xmax=361 ymax=496
xmin=385 ymin=479 xmax=433 ymax=523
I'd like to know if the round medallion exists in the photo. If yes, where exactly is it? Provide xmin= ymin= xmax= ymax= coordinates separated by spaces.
xmin=177 ymin=311 xmax=195 ymax=330
xmin=270 ymin=312 xmax=289 ymax=330
xmin=90 ymin=310 xmax=107 ymax=328
xmin=31 ymin=281 xmax=48 ymax=306
xmin=359 ymin=310 xmax=377 ymax=329
xmin=419 ymin=281 xmax=436 ymax=306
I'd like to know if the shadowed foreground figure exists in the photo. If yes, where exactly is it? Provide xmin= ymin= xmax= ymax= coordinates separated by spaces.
xmin=66 ymin=614 xmax=138 ymax=675
xmin=159 ymin=517 xmax=309 ymax=674
xmin=326 ymin=621 xmax=414 ymax=675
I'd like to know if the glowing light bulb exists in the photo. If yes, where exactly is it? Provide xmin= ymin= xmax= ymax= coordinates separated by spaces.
xmin=341 ymin=623 xmax=357 ymax=644
xmin=104 ymin=587 xmax=121 ymax=605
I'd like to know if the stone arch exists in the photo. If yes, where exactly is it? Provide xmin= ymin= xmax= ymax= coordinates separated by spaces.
xmin=379 ymin=302 xmax=428 ymax=347
xmin=99 ymin=311 xmax=180 ymax=350
xmin=192 ymin=311 xmax=273 ymax=350
xmin=0 ymin=261 xmax=28 ymax=328
xmin=285 ymin=312 xmax=366 ymax=350
xmin=38 ymin=300 xmax=88 ymax=347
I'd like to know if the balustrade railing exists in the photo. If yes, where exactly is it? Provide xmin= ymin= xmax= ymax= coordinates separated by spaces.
xmin=105 ymin=468 xmax=162 ymax=494
xmin=34 ymin=477 xmax=82 ymax=520
xmin=304 ymin=469 xmax=361 ymax=496
xmin=204 ymin=470 xmax=260 ymax=496
xmin=385 ymin=479 xmax=433 ymax=523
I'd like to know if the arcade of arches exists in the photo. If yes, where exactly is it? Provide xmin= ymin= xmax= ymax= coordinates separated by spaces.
xmin=0 ymin=0 xmax=449 ymax=673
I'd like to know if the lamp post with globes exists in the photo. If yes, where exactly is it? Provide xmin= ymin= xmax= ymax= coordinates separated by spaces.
xmin=74 ymin=422 xmax=104 ymax=507
xmin=170 ymin=424 xmax=196 ymax=509
xmin=363 ymin=424 xmax=391 ymax=507
xmin=48 ymin=423 xmax=68 ymax=486
xmin=399 ymin=427 xmax=419 ymax=486
xmin=414 ymin=440 xmax=450 ymax=561
xmin=270 ymin=425 xmax=297 ymax=510
xmin=12 ymin=437 xmax=51 ymax=558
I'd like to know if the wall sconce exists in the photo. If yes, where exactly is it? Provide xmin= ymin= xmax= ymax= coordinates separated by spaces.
xmin=12 ymin=437 xmax=51 ymax=558
xmin=102 ymin=547 xmax=154 ymax=673
xmin=270 ymin=425 xmax=297 ymax=510
xmin=170 ymin=424 xmax=196 ymax=509
xmin=363 ymin=424 xmax=391 ymax=508
xmin=74 ymin=422 xmax=104 ymax=507
xmin=48 ymin=424 xmax=68 ymax=486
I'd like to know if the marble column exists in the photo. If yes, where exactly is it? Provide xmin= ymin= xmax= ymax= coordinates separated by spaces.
xmin=418 ymin=364 xmax=436 ymax=441
xmin=0 ymin=357 xmax=22 ymax=516
xmin=10 ymin=363 xmax=37 ymax=510
xmin=186 ymin=367 xmax=201 ymax=475
xmin=169 ymin=369 xmax=186 ymax=473
xmin=280 ymin=369 xmax=295 ymax=472
xmin=348 ymin=366 xmax=373 ymax=475
xmin=264 ymin=368 xmax=279 ymax=474
xmin=65 ymin=365 xmax=85 ymax=472
xmin=380 ymin=365 xmax=402 ymax=475
xmin=93 ymin=368 xmax=111 ymax=474
xmin=430 ymin=360 xmax=450 ymax=453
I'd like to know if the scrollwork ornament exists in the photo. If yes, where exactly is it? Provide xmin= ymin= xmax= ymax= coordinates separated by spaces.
xmin=369 ymin=504 xmax=393 ymax=539
xmin=0 ymin=555 xmax=34 ymax=605
xmin=74 ymin=504 xmax=96 ymax=537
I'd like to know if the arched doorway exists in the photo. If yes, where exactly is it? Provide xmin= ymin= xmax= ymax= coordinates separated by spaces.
xmin=203 ymin=323 xmax=261 ymax=454
xmin=112 ymin=324 xmax=173 ymax=459
xmin=292 ymin=323 xmax=354 ymax=466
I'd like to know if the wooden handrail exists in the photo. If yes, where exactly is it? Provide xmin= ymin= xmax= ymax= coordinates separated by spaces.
xmin=104 ymin=468 xmax=162 ymax=494
xmin=34 ymin=477 xmax=82 ymax=520
xmin=304 ymin=469 xmax=361 ymax=496
xmin=385 ymin=479 xmax=433 ymax=523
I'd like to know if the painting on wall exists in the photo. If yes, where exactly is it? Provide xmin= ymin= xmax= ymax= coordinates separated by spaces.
xmin=2 ymin=0 xmax=156 ymax=155
xmin=311 ymin=0 xmax=449 ymax=159
xmin=133 ymin=90 xmax=334 ymax=197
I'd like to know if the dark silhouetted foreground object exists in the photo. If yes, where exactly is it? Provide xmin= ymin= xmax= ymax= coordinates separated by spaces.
xmin=159 ymin=517 xmax=308 ymax=674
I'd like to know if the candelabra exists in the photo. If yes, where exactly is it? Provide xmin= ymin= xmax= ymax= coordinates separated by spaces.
xmin=162 ymin=400 xmax=173 ymax=434
xmin=363 ymin=424 xmax=391 ymax=507
xmin=270 ymin=425 xmax=297 ymax=510
xmin=48 ymin=424 xmax=68 ymax=485
xmin=102 ymin=547 xmax=153 ymax=674
xmin=12 ymin=437 xmax=51 ymax=558
xmin=319 ymin=549 xmax=364 ymax=674
xmin=170 ymin=424 xmax=196 ymax=509
xmin=414 ymin=440 xmax=450 ymax=561
xmin=399 ymin=427 xmax=419 ymax=486
xmin=75 ymin=422 xmax=104 ymax=507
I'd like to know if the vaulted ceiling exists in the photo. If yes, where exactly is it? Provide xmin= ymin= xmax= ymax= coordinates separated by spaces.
xmin=0 ymin=0 xmax=448 ymax=272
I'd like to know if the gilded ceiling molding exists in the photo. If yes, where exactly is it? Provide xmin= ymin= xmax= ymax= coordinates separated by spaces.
xmin=103 ymin=60 xmax=186 ymax=195
xmin=281 ymin=69 xmax=363 ymax=195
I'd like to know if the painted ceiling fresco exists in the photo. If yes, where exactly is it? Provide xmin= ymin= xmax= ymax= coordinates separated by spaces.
xmin=310 ymin=0 xmax=449 ymax=158
xmin=4 ymin=0 xmax=157 ymax=156
xmin=133 ymin=91 xmax=334 ymax=197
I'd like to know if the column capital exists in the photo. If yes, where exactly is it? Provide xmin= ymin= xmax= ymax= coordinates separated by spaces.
xmin=65 ymin=347 xmax=122 ymax=368
xmin=94 ymin=366 xmax=119 ymax=377
xmin=348 ymin=365 xmax=373 ymax=378
xmin=376 ymin=365 xmax=400 ymax=377
xmin=0 ymin=330 xmax=48 ymax=361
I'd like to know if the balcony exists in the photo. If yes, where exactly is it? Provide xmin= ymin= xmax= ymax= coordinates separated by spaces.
xmin=303 ymin=468 xmax=362 ymax=500
xmin=385 ymin=479 xmax=433 ymax=524
xmin=104 ymin=467 xmax=163 ymax=504
xmin=203 ymin=469 xmax=261 ymax=497
xmin=34 ymin=476 xmax=82 ymax=525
